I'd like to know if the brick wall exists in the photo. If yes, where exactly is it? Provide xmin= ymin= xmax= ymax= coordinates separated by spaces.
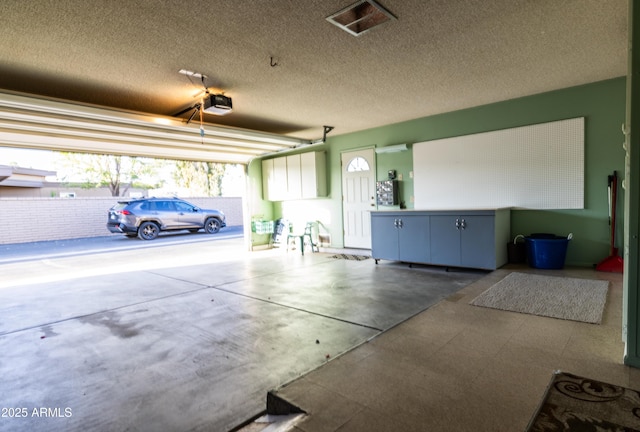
xmin=0 ymin=197 xmax=243 ymax=244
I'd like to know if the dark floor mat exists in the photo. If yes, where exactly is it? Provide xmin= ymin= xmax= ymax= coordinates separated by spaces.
xmin=329 ymin=254 xmax=370 ymax=261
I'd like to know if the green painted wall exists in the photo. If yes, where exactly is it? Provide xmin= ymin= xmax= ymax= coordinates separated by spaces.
xmin=246 ymin=157 xmax=277 ymax=248
xmin=374 ymin=150 xmax=413 ymax=209
xmin=248 ymin=77 xmax=626 ymax=266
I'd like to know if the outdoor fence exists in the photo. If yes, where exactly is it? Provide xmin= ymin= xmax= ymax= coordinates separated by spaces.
xmin=0 ymin=196 xmax=243 ymax=244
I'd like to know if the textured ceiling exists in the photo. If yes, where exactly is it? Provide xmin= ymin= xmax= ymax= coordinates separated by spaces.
xmin=0 ymin=0 xmax=628 ymax=142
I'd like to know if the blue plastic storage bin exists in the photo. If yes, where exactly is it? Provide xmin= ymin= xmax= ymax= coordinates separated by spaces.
xmin=525 ymin=233 xmax=571 ymax=269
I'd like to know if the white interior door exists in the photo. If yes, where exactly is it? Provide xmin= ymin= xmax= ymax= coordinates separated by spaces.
xmin=342 ymin=148 xmax=376 ymax=249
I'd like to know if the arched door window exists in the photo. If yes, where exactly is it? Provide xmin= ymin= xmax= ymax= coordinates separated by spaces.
xmin=346 ymin=156 xmax=370 ymax=172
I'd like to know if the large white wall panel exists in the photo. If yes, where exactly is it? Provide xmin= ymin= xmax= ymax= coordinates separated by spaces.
xmin=413 ymin=117 xmax=584 ymax=210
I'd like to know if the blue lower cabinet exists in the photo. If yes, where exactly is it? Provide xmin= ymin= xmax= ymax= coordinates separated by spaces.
xmin=429 ymin=215 xmax=461 ymax=267
xmin=398 ymin=216 xmax=430 ymax=263
xmin=371 ymin=213 xmax=430 ymax=264
xmin=431 ymin=215 xmax=496 ymax=269
xmin=371 ymin=209 xmax=510 ymax=270
xmin=370 ymin=213 xmax=401 ymax=261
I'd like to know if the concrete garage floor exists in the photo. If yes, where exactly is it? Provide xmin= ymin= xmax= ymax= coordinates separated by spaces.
xmin=264 ymin=267 xmax=630 ymax=432
xmin=0 ymin=237 xmax=483 ymax=432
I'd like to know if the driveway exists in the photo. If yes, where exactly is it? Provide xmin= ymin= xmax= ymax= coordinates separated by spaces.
xmin=0 ymin=235 xmax=483 ymax=431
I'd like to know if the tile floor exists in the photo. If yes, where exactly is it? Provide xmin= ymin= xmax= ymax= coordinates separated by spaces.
xmin=266 ymin=265 xmax=637 ymax=432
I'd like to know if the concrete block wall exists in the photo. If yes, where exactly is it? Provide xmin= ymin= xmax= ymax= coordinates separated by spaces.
xmin=0 ymin=197 xmax=243 ymax=245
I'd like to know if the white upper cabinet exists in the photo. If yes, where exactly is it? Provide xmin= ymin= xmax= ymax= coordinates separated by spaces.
xmin=262 ymin=151 xmax=326 ymax=201
xmin=286 ymin=155 xmax=302 ymax=199
xmin=300 ymin=151 xmax=327 ymax=199
xmin=262 ymin=156 xmax=288 ymax=201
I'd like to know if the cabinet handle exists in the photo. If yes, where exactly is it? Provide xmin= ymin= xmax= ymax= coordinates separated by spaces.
xmin=455 ymin=218 xmax=460 ymax=230
xmin=461 ymin=218 xmax=466 ymax=230
xmin=398 ymin=219 xmax=403 ymax=228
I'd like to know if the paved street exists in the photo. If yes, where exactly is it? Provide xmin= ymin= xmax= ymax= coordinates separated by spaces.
xmin=0 ymin=225 xmax=245 ymax=264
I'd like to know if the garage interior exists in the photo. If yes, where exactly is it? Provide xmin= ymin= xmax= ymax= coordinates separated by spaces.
xmin=1 ymin=1 xmax=640 ymax=431
xmin=0 ymin=237 xmax=627 ymax=431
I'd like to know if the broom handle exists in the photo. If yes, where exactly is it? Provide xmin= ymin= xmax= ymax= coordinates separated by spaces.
xmin=610 ymin=171 xmax=618 ymax=256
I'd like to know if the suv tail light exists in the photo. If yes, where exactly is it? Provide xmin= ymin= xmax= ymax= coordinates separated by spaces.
xmin=119 ymin=210 xmax=132 ymax=215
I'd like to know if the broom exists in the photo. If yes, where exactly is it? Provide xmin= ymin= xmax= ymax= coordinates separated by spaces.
xmin=596 ymin=171 xmax=624 ymax=273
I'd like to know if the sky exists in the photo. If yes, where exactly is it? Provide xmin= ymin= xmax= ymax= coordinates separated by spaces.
xmin=0 ymin=147 xmax=58 ymax=174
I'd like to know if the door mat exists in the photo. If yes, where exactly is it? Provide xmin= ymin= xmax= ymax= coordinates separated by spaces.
xmin=329 ymin=254 xmax=370 ymax=261
xmin=470 ymin=272 xmax=608 ymax=324
xmin=526 ymin=371 xmax=640 ymax=431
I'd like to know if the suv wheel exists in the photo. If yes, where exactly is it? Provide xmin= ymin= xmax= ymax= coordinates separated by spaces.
xmin=138 ymin=221 xmax=160 ymax=240
xmin=204 ymin=218 xmax=221 ymax=234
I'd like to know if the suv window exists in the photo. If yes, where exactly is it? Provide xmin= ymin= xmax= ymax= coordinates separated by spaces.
xmin=150 ymin=200 xmax=175 ymax=212
xmin=112 ymin=202 xmax=129 ymax=211
xmin=174 ymin=201 xmax=196 ymax=212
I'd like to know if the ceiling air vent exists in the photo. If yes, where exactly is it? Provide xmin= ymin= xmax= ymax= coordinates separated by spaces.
xmin=326 ymin=0 xmax=396 ymax=37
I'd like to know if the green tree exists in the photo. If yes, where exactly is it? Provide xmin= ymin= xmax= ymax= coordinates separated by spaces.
xmin=173 ymin=161 xmax=227 ymax=196
xmin=59 ymin=153 xmax=162 ymax=196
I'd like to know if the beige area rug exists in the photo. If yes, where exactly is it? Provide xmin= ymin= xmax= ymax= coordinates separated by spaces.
xmin=470 ymin=272 xmax=609 ymax=324
xmin=526 ymin=371 xmax=640 ymax=431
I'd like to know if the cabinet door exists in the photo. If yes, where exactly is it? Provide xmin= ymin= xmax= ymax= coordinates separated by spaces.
xmin=300 ymin=152 xmax=318 ymax=198
xmin=272 ymin=157 xmax=288 ymax=201
xmin=300 ymin=151 xmax=327 ymax=198
xmin=262 ymin=158 xmax=288 ymax=201
xmin=262 ymin=159 xmax=274 ymax=200
xmin=460 ymin=215 xmax=495 ymax=269
xmin=398 ymin=215 xmax=430 ymax=263
xmin=371 ymin=215 xmax=399 ymax=261
xmin=286 ymin=155 xmax=302 ymax=199
xmin=429 ymin=215 xmax=461 ymax=266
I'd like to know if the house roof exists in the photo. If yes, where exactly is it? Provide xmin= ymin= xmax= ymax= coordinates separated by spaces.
xmin=0 ymin=165 xmax=57 ymax=188
xmin=0 ymin=1 xmax=628 ymax=161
